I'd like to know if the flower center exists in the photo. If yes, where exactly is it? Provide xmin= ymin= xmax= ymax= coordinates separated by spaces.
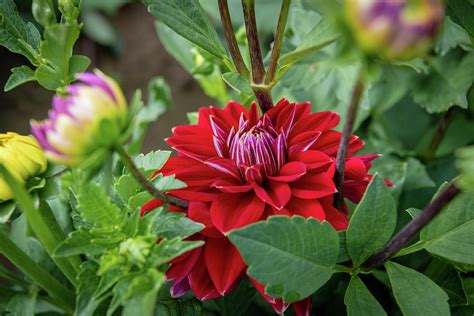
xmin=223 ymin=115 xmax=286 ymax=183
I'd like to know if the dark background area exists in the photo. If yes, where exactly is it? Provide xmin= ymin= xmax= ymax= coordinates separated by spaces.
xmin=0 ymin=2 xmax=213 ymax=151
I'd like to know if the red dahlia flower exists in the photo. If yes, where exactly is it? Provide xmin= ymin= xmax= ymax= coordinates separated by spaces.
xmin=142 ymin=99 xmax=380 ymax=315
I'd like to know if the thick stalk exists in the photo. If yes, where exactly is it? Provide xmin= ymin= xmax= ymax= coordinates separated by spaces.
xmin=425 ymin=107 xmax=455 ymax=161
xmin=0 ymin=165 xmax=79 ymax=286
xmin=0 ymin=231 xmax=75 ymax=312
xmin=334 ymin=75 xmax=364 ymax=209
xmin=242 ymin=0 xmax=274 ymax=112
xmin=363 ymin=183 xmax=461 ymax=270
xmin=115 ymin=146 xmax=189 ymax=209
xmin=218 ymin=0 xmax=249 ymax=78
xmin=265 ymin=0 xmax=291 ymax=85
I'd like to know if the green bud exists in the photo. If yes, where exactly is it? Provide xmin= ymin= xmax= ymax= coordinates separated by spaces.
xmin=32 ymin=0 xmax=56 ymax=26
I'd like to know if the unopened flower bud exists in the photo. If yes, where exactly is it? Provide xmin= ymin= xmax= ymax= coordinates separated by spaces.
xmin=31 ymin=70 xmax=127 ymax=166
xmin=0 ymin=133 xmax=47 ymax=202
xmin=345 ymin=0 xmax=444 ymax=60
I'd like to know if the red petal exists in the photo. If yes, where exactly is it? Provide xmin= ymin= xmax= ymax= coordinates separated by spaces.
xmin=254 ymin=181 xmax=292 ymax=209
xmin=293 ymin=297 xmax=312 ymax=316
xmin=189 ymin=251 xmax=221 ymax=301
xmin=345 ymin=158 xmax=368 ymax=180
xmin=205 ymin=238 xmax=246 ymax=295
xmin=249 ymin=277 xmax=289 ymax=314
xmin=140 ymin=199 xmax=164 ymax=216
xmin=291 ymin=172 xmax=336 ymax=199
xmin=187 ymin=202 xmax=222 ymax=238
xmin=288 ymin=131 xmax=321 ymax=158
xmin=292 ymin=150 xmax=333 ymax=172
xmin=269 ymin=161 xmax=307 ymax=182
xmin=320 ymin=197 xmax=349 ymax=231
xmin=204 ymin=158 xmax=242 ymax=181
xmin=212 ymin=180 xmax=253 ymax=193
xmin=284 ymin=198 xmax=325 ymax=221
xmin=167 ymin=247 xmax=201 ymax=284
xmin=210 ymin=193 xmax=265 ymax=233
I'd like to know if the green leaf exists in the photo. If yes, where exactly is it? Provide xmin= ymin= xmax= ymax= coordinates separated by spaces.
xmin=4 ymin=66 xmax=35 ymax=91
xmin=0 ymin=0 xmax=40 ymax=62
xmin=435 ymin=17 xmax=472 ymax=56
xmin=152 ymin=174 xmax=187 ymax=192
xmin=6 ymin=292 xmax=37 ymax=316
xmin=35 ymin=23 xmax=80 ymax=90
xmin=187 ymin=111 xmax=199 ymax=124
xmin=82 ymin=10 xmax=118 ymax=46
xmin=109 ymin=269 xmax=165 ymax=316
xmin=413 ymin=50 xmax=474 ymax=113
xmin=75 ymin=262 xmax=102 ymax=316
xmin=222 ymin=72 xmax=253 ymax=95
xmin=229 ymin=216 xmax=339 ymax=302
xmin=346 ymin=174 xmax=397 ymax=267
xmin=128 ymin=80 xmax=171 ymax=153
xmin=144 ymin=0 xmax=227 ymax=59
xmin=385 ymin=261 xmax=450 ymax=316
xmin=152 ymin=210 xmax=204 ymax=239
xmin=403 ymin=158 xmax=435 ymax=190
xmin=446 ymin=0 xmax=474 ymax=37
xmin=155 ymin=284 xmax=202 ymax=316
xmin=151 ymin=238 xmax=204 ymax=267
xmin=76 ymin=182 xmax=122 ymax=228
xmin=420 ymin=190 xmax=474 ymax=264
xmin=344 ymin=276 xmax=386 ymax=316
xmin=279 ymin=17 xmax=339 ymax=66
xmin=54 ymin=227 xmax=114 ymax=257
xmin=156 ymin=22 xmax=195 ymax=72
xmin=134 ymin=150 xmax=171 ymax=177
xmin=68 ymin=55 xmax=91 ymax=77
xmin=457 ymin=146 xmax=474 ymax=194
xmin=0 ymin=201 xmax=15 ymax=223
xmin=405 ymin=208 xmax=421 ymax=219
xmin=425 ymin=258 xmax=467 ymax=305
xmin=204 ymin=278 xmax=256 ymax=316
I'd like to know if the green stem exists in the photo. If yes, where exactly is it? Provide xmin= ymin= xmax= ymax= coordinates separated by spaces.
xmin=334 ymin=73 xmax=364 ymax=210
xmin=0 ymin=264 xmax=30 ymax=289
xmin=0 ymin=231 xmax=75 ymax=312
xmin=218 ymin=0 xmax=250 ymax=78
xmin=0 ymin=165 xmax=79 ymax=286
xmin=115 ymin=145 xmax=189 ymax=209
xmin=242 ymin=0 xmax=274 ymax=112
xmin=425 ymin=107 xmax=455 ymax=161
xmin=265 ymin=0 xmax=291 ymax=85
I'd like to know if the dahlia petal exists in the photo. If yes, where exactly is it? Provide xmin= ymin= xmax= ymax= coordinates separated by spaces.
xmin=243 ymin=165 xmax=263 ymax=184
xmin=209 ymin=115 xmax=228 ymax=140
xmin=293 ymin=297 xmax=312 ymax=316
xmin=170 ymin=277 xmax=191 ymax=298
xmin=171 ymin=190 xmax=218 ymax=202
xmin=269 ymin=162 xmax=307 ymax=182
xmin=320 ymin=197 xmax=349 ymax=231
xmin=197 ymin=107 xmax=213 ymax=128
xmin=140 ymin=199 xmax=165 ymax=216
xmin=345 ymin=158 xmax=368 ymax=180
xmin=291 ymin=172 xmax=337 ymax=199
xmin=167 ymin=247 xmax=201 ymax=284
xmin=204 ymin=158 xmax=241 ymax=181
xmin=210 ymin=193 xmax=265 ymax=233
xmin=224 ymin=101 xmax=249 ymax=126
xmin=249 ymin=277 xmax=290 ymax=314
xmin=173 ymin=144 xmax=217 ymax=161
xmin=284 ymin=197 xmax=325 ymax=220
xmin=188 ymin=202 xmax=222 ymax=238
xmin=290 ymin=111 xmax=339 ymax=139
xmin=248 ymin=102 xmax=259 ymax=126
xmin=293 ymin=150 xmax=333 ymax=172
xmin=189 ymin=252 xmax=221 ymax=301
xmin=205 ymin=238 xmax=246 ymax=295
xmin=288 ymin=131 xmax=321 ymax=158
xmin=253 ymin=180 xmax=292 ymax=209
xmin=212 ymin=180 xmax=253 ymax=193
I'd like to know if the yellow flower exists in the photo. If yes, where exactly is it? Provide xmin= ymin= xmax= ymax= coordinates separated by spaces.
xmin=0 ymin=132 xmax=47 ymax=202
